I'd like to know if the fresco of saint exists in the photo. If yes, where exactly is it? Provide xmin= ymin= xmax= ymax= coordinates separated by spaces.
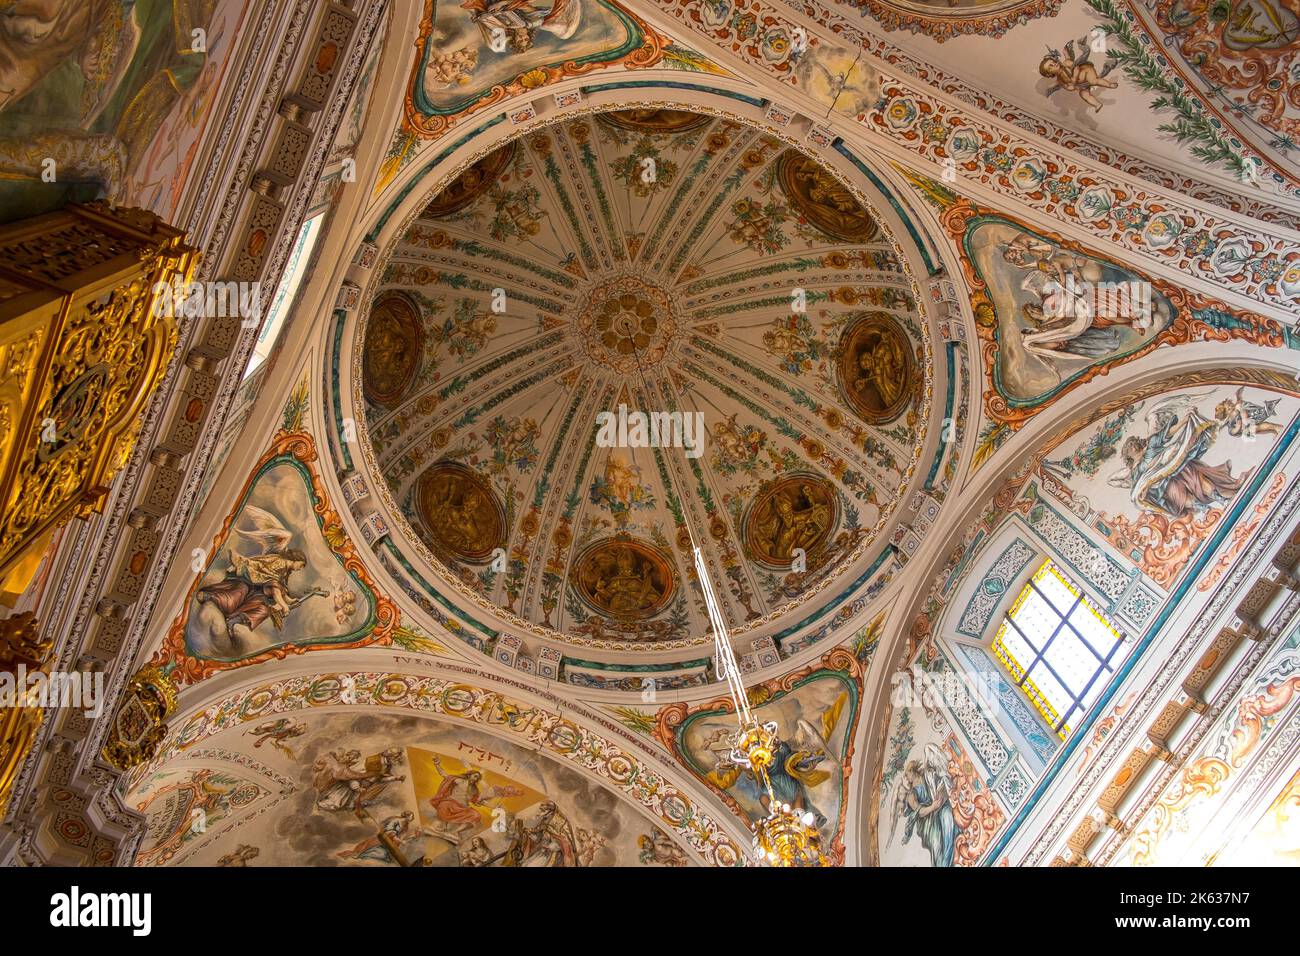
xmin=417 ymin=463 xmax=505 ymax=561
xmin=836 ymin=314 xmax=913 ymax=423
xmin=0 ymin=0 xmax=116 ymax=115
xmin=182 ymin=457 xmax=373 ymax=662
xmin=337 ymin=812 xmax=417 ymax=864
xmin=1040 ymin=383 xmax=1295 ymax=587
xmin=854 ymin=331 xmax=908 ymax=409
xmin=778 ymin=150 xmax=877 ymax=242
xmin=694 ymin=685 xmax=849 ymax=842
xmin=593 ymin=546 xmax=662 ymax=615
xmin=460 ymin=0 xmax=583 ymax=54
xmin=312 ymin=748 xmax=406 ymax=813
xmin=501 ymin=800 xmax=579 ymax=867
xmin=0 ymin=0 xmax=233 ymax=219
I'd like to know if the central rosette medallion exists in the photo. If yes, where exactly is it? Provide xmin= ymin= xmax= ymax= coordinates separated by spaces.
xmin=575 ymin=274 xmax=679 ymax=374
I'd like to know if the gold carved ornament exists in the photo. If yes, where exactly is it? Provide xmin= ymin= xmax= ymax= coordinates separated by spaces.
xmin=0 ymin=202 xmax=198 ymax=603
xmin=100 ymin=664 xmax=178 ymax=771
xmin=0 ymin=612 xmax=52 ymax=817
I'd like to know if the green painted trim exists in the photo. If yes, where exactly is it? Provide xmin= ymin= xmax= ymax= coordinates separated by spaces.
xmin=563 ymin=657 xmax=712 ymax=673
xmin=380 ymin=539 xmax=499 ymax=639
xmin=834 ymin=140 xmax=938 ymax=275
xmin=368 ymin=117 xmax=507 ymax=241
xmin=580 ymin=80 xmax=765 ymax=107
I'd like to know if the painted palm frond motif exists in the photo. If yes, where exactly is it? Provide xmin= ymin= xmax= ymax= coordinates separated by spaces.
xmin=1083 ymin=0 xmax=1261 ymax=179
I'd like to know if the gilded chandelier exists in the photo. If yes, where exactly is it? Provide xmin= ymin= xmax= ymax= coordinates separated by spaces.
xmin=690 ymin=541 xmax=828 ymax=867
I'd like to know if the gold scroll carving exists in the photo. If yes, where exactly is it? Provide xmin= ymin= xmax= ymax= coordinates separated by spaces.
xmin=0 ymin=201 xmax=197 ymax=602
xmin=0 ymin=612 xmax=51 ymax=817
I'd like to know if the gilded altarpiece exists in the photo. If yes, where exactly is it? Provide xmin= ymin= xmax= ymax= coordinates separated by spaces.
xmin=0 ymin=202 xmax=194 ymax=809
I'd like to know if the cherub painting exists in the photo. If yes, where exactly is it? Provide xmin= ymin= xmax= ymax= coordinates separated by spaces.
xmin=1215 ymin=387 xmax=1283 ymax=439
xmin=1043 ymin=384 xmax=1296 ymax=586
xmin=968 ymin=219 xmax=1174 ymax=405
xmin=588 ymin=451 xmax=655 ymax=525
xmin=216 ymin=844 xmax=260 ymax=867
xmin=638 ymin=828 xmax=688 ymax=866
xmin=710 ymin=414 xmax=766 ymax=475
xmin=412 ymin=0 xmax=640 ymax=117
xmin=423 ymin=45 xmax=480 ymax=89
xmin=1039 ymin=34 xmax=1120 ymax=113
xmin=1106 ymin=393 xmax=1250 ymax=520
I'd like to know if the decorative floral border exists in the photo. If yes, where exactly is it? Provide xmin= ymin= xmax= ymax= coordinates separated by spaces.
xmin=650 ymin=0 xmax=1300 ymax=306
xmin=784 ymin=0 xmax=1293 ymax=215
xmin=153 ymin=431 xmax=399 ymax=685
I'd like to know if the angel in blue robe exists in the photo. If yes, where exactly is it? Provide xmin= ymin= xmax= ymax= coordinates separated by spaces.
xmin=888 ymin=743 xmax=958 ymax=867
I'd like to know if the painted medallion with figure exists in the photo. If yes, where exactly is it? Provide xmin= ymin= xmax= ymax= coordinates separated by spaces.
xmin=421 ymin=141 xmax=518 ymax=218
xmin=743 ymin=474 xmax=839 ymax=568
xmin=573 ymin=536 xmax=675 ymax=621
xmin=777 ymin=150 xmax=878 ymax=243
xmin=363 ymin=293 xmax=423 ymax=407
xmin=415 ymin=461 xmax=507 ymax=562
xmin=596 ymin=108 xmax=711 ymax=134
xmin=837 ymin=313 xmax=915 ymax=424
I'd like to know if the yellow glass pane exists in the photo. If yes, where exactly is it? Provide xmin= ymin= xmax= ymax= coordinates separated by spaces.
xmin=992 ymin=621 xmax=1030 ymax=681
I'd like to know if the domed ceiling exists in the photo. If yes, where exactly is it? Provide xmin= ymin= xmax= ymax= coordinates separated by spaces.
xmin=354 ymin=108 xmax=932 ymax=650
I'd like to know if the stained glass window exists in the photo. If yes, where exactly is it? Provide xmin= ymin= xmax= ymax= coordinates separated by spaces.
xmin=991 ymin=560 xmax=1124 ymax=740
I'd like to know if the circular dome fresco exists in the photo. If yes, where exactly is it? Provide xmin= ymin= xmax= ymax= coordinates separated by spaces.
xmin=353 ymin=108 xmax=933 ymax=651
